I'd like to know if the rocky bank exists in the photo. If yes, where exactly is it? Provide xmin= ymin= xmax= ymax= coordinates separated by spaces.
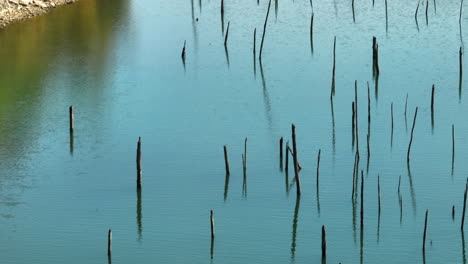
xmin=0 ymin=0 xmax=78 ymax=28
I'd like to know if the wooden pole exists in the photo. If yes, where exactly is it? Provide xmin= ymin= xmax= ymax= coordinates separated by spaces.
xmin=210 ymin=210 xmax=215 ymax=239
xmin=224 ymin=21 xmax=230 ymax=47
xmin=181 ymin=40 xmax=186 ymax=62
xmin=259 ymin=0 xmax=272 ymax=62
xmin=422 ymin=209 xmax=429 ymax=252
xmin=407 ymin=107 xmax=418 ymax=163
xmin=253 ymin=28 xmax=257 ymax=61
xmin=355 ymin=81 xmax=359 ymax=154
xmin=352 ymin=151 xmax=358 ymax=199
xmin=244 ymin=137 xmax=247 ymax=171
xmin=431 ymin=84 xmax=435 ymax=114
xmin=367 ymin=82 xmax=371 ymax=124
xmin=292 ymin=124 xmax=302 ymax=195
xmin=461 ymin=181 xmax=467 ymax=230
xmin=460 ymin=47 xmax=464 ymax=93
xmin=425 ymin=0 xmax=429 ymax=25
xmin=453 ymin=124 xmax=455 ymax=164
xmin=352 ymin=101 xmax=356 ymax=143
xmin=69 ymin=105 xmax=74 ymax=133
xmin=223 ymin=145 xmax=230 ymax=175
xmin=460 ymin=0 xmax=465 ymax=25
xmin=415 ymin=0 xmax=420 ymax=22
xmin=136 ymin=137 xmax=142 ymax=189
xmin=391 ymin=103 xmax=394 ymax=142
xmin=310 ymin=13 xmax=314 ymax=54
xmin=321 ymin=225 xmax=327 ymax=258
xmin=360 ymin=170 xmax=364 ymax=229
xmin=280 ymin=137 xmax=284 ymax=168
xmin=107 ymin=229 xmax=112 ymax=257
xmin=453 ymin=205 xmax=456 ymax=220
xmin=316 ymin=149 xmax=321 ymax=189
xmin=285 ymin=141 xmax=289 ymax=172
xmin=398 ymin=175 xmax=401 ymax=196
xmin=330 ymin=37 xmax=337 ymax=97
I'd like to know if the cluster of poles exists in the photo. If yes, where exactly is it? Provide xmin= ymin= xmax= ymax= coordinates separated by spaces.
xmin=64 ymin=0 xmax=467 ymax=261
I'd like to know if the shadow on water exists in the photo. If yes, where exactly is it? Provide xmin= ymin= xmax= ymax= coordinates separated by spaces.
xmin=259 ymin=61 xmax=273 ymax=131
xmin=136 ymin=188 xmax=143 ymax=241
xmin=69 ymin=131 xmax=74 ymax=155
xmin=407 ymin=163 xmax=417 ymax=215
xmin=0 ymin=0 xmax=130 ymax=216
xmin=290 ymin=196 xmax=301 ymax=260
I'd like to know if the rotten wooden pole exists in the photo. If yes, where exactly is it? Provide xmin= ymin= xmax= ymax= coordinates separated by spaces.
xmin=210 ymin=210 xmax=215 ymax=239
xmin=407 ymin=107 xmax=418 ymax=163
xmin=259 ymin=0 xmax=272 ymax=63
xmin=181 ymin=40 xmax=186 ymax=62
xmin=373 ymin=37 xmax=380 ymax=76
xmin=321 ymin=225 xmax=327 ymax=258
xmin=316 ymin=149 xmax=321 ymax=189
xmin=292 ymin=124 xmax=302 ymax=195
xmin=69 ymin=105 xmax=74 ymax=133
xmin=431 ymin=84 xmax=435 ymax=115
xmin=280 ymin=137 xmax=284 ymax=168
xmin=137 ymin=137 xmax=142 ymax=189
xmin=107 ymin=229 xmax=112 ymax=257
xmin=422 ymin=209 xmax=429 ymax=252
xmin=330 ymin=37 xmax=337 ymax=97
xmin=360 ymin=170 xmax=364 ymax=229
xmin=224 ymin=21 xmax=230 ymax=47
xmin=223 ymin=145 xmax=230 ymax=175
xmin=462 ymin=180 xmax=467 ymax=230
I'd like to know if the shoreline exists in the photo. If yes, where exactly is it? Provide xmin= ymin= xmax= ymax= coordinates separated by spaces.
xmin=0 ymin=0 xmax=78 ymax=28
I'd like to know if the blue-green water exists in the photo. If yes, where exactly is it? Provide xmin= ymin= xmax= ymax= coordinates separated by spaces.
xmin=0 ymin=0 xmax=467 ymax=263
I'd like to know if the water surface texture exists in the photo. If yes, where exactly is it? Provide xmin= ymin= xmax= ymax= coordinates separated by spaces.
xmin=0 ymin=0 xmax=468 ymax=263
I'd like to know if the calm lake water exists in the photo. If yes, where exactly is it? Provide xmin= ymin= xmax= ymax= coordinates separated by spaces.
xmin=0 ymin=0 xmax=467 ymax=263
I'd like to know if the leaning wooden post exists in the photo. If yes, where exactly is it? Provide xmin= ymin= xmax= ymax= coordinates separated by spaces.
xmin=223 ymin=145 xmax=230 ymax=175
xmin=107 ymin=229 xmax=112 ymax=257
xmin=210 ymin=210 xmax=215 ymax=239
xmin=321 ymin=225 xmax=327 ymax=258
xmin=259 ymin=0 xmax=272 ymax=63
xmin=280 ymin=137 xmax=284 ymax=168
xmin=136 ymin=137 xmax=142 ymax=189
xmin=407 ymin=107 xmax=418 ymax=163
xmin=69 ymin=105 xmax=74 ymax=133
xmin=291 ymin=124 xmax=302 ymax=195
xmin=422 ymin=209 xmax=429 ymax=252
xmin=224 ymin=21 xmax=230 ymax=47
xmin=461 ymin=181 xmax=468 ymax=231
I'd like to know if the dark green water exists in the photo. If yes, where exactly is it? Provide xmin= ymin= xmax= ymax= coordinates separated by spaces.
xmin=0 ymin=0 xmax=467 ymax=263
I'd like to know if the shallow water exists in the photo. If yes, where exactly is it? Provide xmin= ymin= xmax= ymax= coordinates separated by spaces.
xmin=0 ymin=0 xmax=467 ymax=263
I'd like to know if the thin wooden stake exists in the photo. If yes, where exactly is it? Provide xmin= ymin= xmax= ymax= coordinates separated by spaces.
xmin=210 ymin=210 xmax=215 ymax=239
xmin=431 ymin=84 xmax=435 ymax=114
xmin=107 ymin=229 xmax=112 ymax=257
xmin=316 ymin=149 xmax=321 ymax=189
xmin=407 ymin=107 xmax=418 ymax=163
xmin=415 ymin=1 xmax=420 ymax=23
xmin=398 ymin=175 xmax=401 ymax=196
xmin=453 ymin=205 xmax=456 ymax=220
xmin=460 ymin=0 xmax=464 ymax=25
xmin=367 ymin=82 xmax=371 ymax=124
xmin=352 ymin=151 xmax=358 ymax=199
xmin=425 ymin=0 xmax=429 ymax=25
xmin=136 ymin=137 xmax=142 ymax=189
xmin=321 ymin=225 xmax=327 ymax=258
xmin=310 ymin=13 xmax=314 ymax=54
xmin=69 ymin=105 xmax=74 ymax=133
xmin=352 ymin=101 xmax=356 ymax=144
xmin=423 ymin=209 xmax=429 ymax=252
xmin=453 ymin=124 xmax=455 ymax=165
xmin=330 ymin=37 xmax=337 ymax=97
xmin=280 ymin=137 xmax=284 ymax=168
xmin=181 ymin=40 xmax=186 ymax=62
xmin=462 ymin=180 xmax=468 ymax=230
xmin=223 ymin=145 xmax=230 ymax=175
xmin=460 ymin=47 xmax=464 ymax=93
xmin=253 ymin=28 xmax=257 ymax=61
xmin=360 ymin=170 xmax=364 ymax=229
xmin=391 ymin=102 xmax=394 ymax=145
xmin=224 ymin=22 xmax=230 ymax=47
xmin=285 ymin=141 xmax=289 ymax=172
xmin=355 ymin=81 xmax=360 ymax=154
xmin=259 ymin=0 xmax=272 ymax=62
xmin=292 ymin=124 xmax=302 ymax=195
